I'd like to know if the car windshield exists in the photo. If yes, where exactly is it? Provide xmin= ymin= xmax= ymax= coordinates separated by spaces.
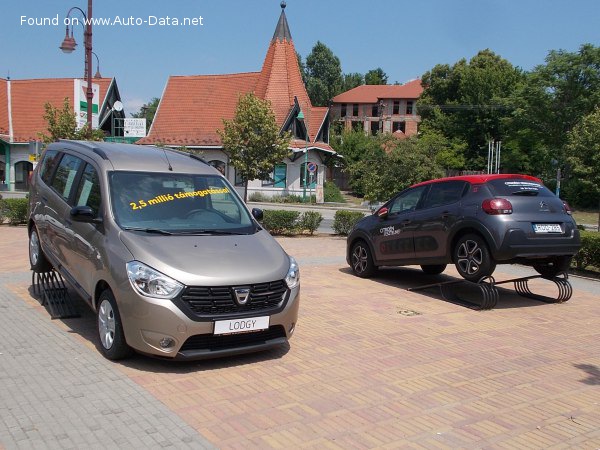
xmin=486 ymin=178 xmax=554 ymax=197
xmin=109 ymin=171 xmax=255 ymax=234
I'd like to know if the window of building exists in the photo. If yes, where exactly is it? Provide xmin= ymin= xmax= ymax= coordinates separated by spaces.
xmin=406 ymin=101 xmax=414 ymax=115
xmin=370 ymin=121 xmax=379 ymax=136
xmin=352 ymin=104 xmax=359 ymax=116
xmin=392 ymin=122 xmax=406 ymax=133
xmin=352 ymin=121 xmax=364 ymax=133
xmin=371 ymin=105 xmax=379 ymax=117
xmin=51 ymin=154 xmax=84 ymax=202
xmin=341 ymin=103 xmax=347 ymax=117
xmin=208 ymin=160 xmax=226 ymax=175
xmin=393 ymin=101 xmax=400 ymax=115
xmin=300 ymin=162 xmax=317 ymax=189
xmin=234 ymin=170 xmax=244 ymax=187
xmin=262 ymin=163 xmax=287 ymax=188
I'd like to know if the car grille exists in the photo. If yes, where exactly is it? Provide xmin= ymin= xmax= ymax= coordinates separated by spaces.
xmin=179 ymin=325 xmax=287 ymax=352
xmin=179 ymin=280 xmax=288 ymax=317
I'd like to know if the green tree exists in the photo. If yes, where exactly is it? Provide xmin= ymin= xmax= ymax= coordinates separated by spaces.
xmin=38 ymin=97 xmax=104 ymax=144
xmin=342 ymin=72 xmax=364 ymax=92
xmin=218 ymin=93 xmax=291 ymax=202
xmin=130 ymin=97 xmax=160 ymax=132
xmin=365 ymin=68 xmax=388 ymax=85
xmin=565 ymin=108 xmax=600 ymax=222
xmin=305 ymin=41 xmax=343 ymax=106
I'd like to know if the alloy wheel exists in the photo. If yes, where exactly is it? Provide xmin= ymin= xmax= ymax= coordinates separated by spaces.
xmin=352 ymin=245 xmax=368 ymax=274
xmin=98 ymin=299 xmax=116 ymax=350
xmin=457 ymin=239 xmax=483 ymax=276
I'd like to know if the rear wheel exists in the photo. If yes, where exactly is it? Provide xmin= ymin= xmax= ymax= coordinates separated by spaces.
xmin=350 ymin=240 xmax=377 ymax=278
xmin=420 ymin=264 xmax=447 ymax=275
xmin=29 ymin=227 xmax=52 ymax=273
xmin=533 ymin=256 xmax=572 ymax=278
xmin=453 ymin=234 xmax=496 ymax=282
xmin=97 ymin=290 xmax=132 ymax=360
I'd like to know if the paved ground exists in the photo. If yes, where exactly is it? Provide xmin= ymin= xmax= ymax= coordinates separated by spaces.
xmin=1 ymin=225 xmax=599 ymax=449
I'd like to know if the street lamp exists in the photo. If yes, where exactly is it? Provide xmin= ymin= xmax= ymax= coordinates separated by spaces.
xmin=60 ymin=0 xmax=94 ymax=131
xmin=296 ymin=109 xmax=309 ymax=202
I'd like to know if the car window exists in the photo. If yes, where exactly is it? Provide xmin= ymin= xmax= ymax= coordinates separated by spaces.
xmin=75 ymin=164 xmax=102 ymax=215
xmin=487 ymin=178 xmax=553 ymax=197
xmin=50 ymin=154 xmax=84 ymax=201
xmin=109 ymin=171 xmax=254 ymax=234
xmin=39 ymin=150 xmax=61 ymax=185
xmin=389 ymin=186 xmax=427 ymax=214
xmin=422 ymin=181 xmax=467 ymax=209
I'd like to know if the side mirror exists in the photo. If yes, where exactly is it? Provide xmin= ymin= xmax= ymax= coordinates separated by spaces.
xmin=377 ymin=207 xmax=389 ymax=219
xmin=70 ymin=205 xmax=103 ymax=224
xmin=251 ymin=208 xmax=263 ymax=221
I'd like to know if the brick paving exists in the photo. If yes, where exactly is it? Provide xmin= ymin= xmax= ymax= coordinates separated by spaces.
xmin=1 ymin=226 xmax=599 ymax=448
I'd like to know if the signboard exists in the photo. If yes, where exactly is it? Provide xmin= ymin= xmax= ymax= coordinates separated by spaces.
xmin=74 ymin=80 xmax=100 ymax=130
xmin=124 ymin=118 xmax=147 ymax=137
xmin=307 ymin=162 xmax=317 ymax=173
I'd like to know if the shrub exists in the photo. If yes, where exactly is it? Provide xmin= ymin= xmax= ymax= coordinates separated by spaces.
xmin=262 ymin=210 xmax=300 ymax=235
xmin=0 ymin=198 xmax=6 ymax=224
xmin=332 ymin=210 xmax=366 ymax=236
xmin=248 ymin=192 xmax=267 ymax=202
xmin=324 ymin=181 xmax=345 ymax=203
xmin=574 ymin=231 xmax=600 ymax=270
xmin=3 ymin=198 xmax=29 ymax=225
xmin=298 ymin=211 xmax=323 ymax=235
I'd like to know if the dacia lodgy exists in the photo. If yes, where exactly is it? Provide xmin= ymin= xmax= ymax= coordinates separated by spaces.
xmin=28 ymin=140 xmax=300 ymax=360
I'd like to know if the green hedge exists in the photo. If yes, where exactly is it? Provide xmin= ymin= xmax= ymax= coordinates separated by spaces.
xmin=332 ymin=210 xmax=366 ymax=236
xmin=324 ymin=181 xmax=345 ymax=203
xmin=574 ymin=231 xmax=600 ymax=270
xmin=1 ymin=198 xmax=28 ymax=225
xmin=261 ymin=210 xmax=323 ymax=235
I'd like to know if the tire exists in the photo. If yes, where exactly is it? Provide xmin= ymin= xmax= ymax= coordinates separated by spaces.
xmin=97 ymin=290 xmax=133 ymax=360
xmin=453 ymin=234 xmax=496 ymax=282
xmin=29 ymin=227 xmax=52 ymax=273
xmin=420 ymin=264 xmax=447 ymax=275
xmin=350 ymin=240 xmax=377 ymax=278
xmin=533 ymin=256 xmax=572 ymax=279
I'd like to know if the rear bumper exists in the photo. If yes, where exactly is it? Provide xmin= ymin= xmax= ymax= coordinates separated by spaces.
xmin=493 ymin=227 xmax=581 ymax=261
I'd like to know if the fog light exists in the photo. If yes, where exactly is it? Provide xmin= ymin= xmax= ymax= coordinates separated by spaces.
xmin=159 ymin=337 xmax=175 ymax=349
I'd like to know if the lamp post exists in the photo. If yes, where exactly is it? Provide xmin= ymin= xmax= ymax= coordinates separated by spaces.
xmin=60 ymin=0 xmax=94 ymax=131
xmin=296 ymin=109 xmax=309 ymax=202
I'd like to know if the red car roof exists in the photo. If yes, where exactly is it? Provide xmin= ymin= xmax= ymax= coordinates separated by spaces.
xmin=411 ymin=174 xmax=542 ymax=188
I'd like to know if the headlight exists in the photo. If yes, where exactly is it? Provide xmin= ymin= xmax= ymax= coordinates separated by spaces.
xmin=126 ymin=261 xmax=184 ymax=299
xmin=285 ymin=256 xmax=300 ymax=289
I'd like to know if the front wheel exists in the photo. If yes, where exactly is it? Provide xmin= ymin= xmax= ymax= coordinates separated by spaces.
xmin=350 ymin=240 xmax=377 ymax=278
xmin=97 ymin=290 xmax=133 ymax=360
xmin=453 ymin=234 xmax=496 ymax=282
xmin=533 ymin=256 xmax=572 ymax=278
xmin=29 ymin=227 xmax=52 ymax=273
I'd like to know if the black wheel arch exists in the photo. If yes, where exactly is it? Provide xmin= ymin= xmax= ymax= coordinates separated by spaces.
xmin=447 ymin=221 xmax=497 ymax=263
xmin=347 ymin=230 xmax=379 ymax=266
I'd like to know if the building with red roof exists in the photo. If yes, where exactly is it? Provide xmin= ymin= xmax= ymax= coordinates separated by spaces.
xmin=139 ymin=2 xmax=336 ymax=201
xmin=0 ymin=76 xmax=124 ymax=191
xmin=331 ymin=80 xmax=423 ymax=138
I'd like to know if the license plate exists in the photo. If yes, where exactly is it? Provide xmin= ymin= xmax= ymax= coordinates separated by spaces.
xmin=214 ymin=316 xmax=269 ymax=335
xmin=533 ymin=223 xmax=562 ymax=233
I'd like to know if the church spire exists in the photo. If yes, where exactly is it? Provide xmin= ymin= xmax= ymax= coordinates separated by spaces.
xmin=272 ymin=1 xmax=292 ymax=42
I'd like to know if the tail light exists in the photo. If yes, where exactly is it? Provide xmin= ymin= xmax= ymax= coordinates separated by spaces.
xmin=482 ymin=198 xmax=513 ymax=215
xmin=562 ymin=200 xmax=573 ymax=215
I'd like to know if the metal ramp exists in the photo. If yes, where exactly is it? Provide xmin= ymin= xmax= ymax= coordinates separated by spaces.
xmin=31 ymin=271 xmax=80 ymax=319
xmin=408 ymin=272 xmax=573 ymax=310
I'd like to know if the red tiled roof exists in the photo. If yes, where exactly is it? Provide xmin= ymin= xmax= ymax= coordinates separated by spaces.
xmin=138 ymin=72 xmax=260 ymax=146
xmin=2 ymin=77 xmax=113 ymax=143
xmin=331 ymin=79 xmax=423 ymax=104
xmin=0 ymin=79 xmax=8 ymax=137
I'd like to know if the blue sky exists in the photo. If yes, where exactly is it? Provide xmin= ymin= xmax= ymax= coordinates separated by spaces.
xmin=2 ymin=0 xmax=599 ymax=114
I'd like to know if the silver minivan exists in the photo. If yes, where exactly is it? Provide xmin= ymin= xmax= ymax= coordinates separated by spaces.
xmin=28 ymin=140 xmax=300 ymax=360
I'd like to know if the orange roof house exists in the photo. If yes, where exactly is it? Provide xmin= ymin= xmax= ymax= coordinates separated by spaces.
xmin=140 ymin=2 xmax=335 ymax=200
xmin=331 ymin=79 xmax=423 ymax=138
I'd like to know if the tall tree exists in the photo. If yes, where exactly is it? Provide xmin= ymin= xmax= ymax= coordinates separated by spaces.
xmin=218 ymin=93 xmax=291 ymax=202
xmin=342 ymin=72 xmax=364 ymax=92
xmin=365 ymin=68 xmax=388 ymax=85
xmin=38 ymin=98 xmax=105 ymax=144
xmin=305 ymin=41 xmax=343 ymax=106
xmin=130 ymin=97 xmax=160 ymax=132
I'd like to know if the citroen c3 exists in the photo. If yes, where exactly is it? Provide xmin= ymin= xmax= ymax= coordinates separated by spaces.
xmin=28 ymin=140 xmax=300 ymax=360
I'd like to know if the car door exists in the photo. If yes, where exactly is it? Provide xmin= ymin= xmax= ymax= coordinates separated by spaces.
xmin=411 ymin=181 xmax=467 ymax=260
xmin=372 ymin=185 xmax=428 ymax=263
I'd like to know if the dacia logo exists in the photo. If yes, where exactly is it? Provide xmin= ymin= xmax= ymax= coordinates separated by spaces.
xmin=233 ymin=287 xmax=251 ymax=305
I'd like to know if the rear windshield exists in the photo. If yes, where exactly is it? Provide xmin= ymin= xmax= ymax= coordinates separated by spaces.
xmin=486 ymin=179 xmax=554 ymax=197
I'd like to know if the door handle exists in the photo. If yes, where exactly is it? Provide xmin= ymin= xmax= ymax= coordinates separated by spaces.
xmin=441 ymin=211 xmax=450 ymax=218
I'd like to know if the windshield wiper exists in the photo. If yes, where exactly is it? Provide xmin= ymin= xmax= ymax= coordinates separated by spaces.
xmin=511 ymin=190 xmax=539 ymax=196
xmin=172 ymin=229 xmax=246 ymax=236
xmin=123 ymin=227 xmax=174 ymax=235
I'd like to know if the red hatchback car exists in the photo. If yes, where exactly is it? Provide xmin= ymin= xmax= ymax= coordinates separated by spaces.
xmin=347 ymin=174 xmax=581 ymax=282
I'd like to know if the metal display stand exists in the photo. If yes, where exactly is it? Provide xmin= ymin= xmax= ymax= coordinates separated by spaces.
xmin=31 ymin=270 xmax=80 ymax=319
xmin=408 ymin=273 xmax=573 ymax=310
